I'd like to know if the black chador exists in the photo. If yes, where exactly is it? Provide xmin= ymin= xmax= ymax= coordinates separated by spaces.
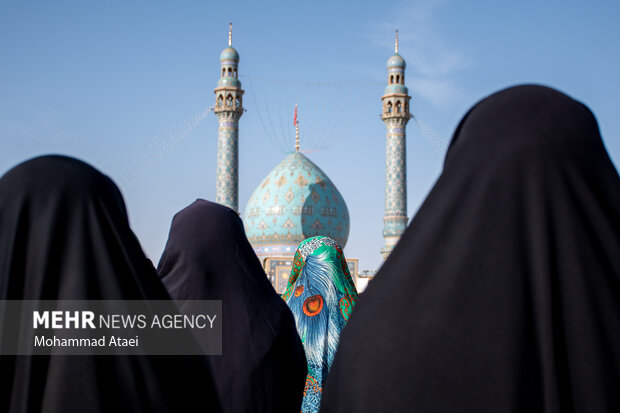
xmin=0 ymin=156 xmax=220 ymax=413
xmin=321 ymin=85 xmax=620 ymax=412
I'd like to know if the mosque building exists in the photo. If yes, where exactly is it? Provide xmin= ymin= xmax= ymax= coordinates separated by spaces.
xmin=213 ymin=25 xmax=410 ymax=293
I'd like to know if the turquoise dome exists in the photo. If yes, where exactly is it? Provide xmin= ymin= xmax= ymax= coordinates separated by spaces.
xmin=217 ymin=77 xmax=241 ymax=87
xmin=243 ymin=151 xmax=350 ymax=258
xmin=220 ymin=47 xmax=239 ymax=63
xmin=387 ymin=53 xmax=406 ymax=69
xmin=384 ymin=84 xmax=408 ymax=94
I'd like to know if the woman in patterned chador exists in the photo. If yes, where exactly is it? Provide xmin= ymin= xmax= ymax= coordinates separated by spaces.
xmin=282 ymin=236 xmax=358 ymax=413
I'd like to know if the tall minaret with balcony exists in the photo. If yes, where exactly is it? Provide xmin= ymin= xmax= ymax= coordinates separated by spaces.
xmin=381 ymin=30 xmax=411 ymax=259
xmin=214 ymin=23 xmax=244 ymax=212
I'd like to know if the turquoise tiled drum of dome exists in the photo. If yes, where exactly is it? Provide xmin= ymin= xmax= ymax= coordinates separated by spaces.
xmin=384 ymin=84 xmax=408 ymax=94
xmin=217 ymin=77 xmax=241 ymax=87
xmin=243 ymin=151 xmax=350 ymax=260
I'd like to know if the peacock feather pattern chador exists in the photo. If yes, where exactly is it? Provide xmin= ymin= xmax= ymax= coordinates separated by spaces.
xmin=282 ymin=236 xmax=358 ymax=413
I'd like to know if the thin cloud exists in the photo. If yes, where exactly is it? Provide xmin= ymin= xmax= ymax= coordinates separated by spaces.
xmin=368 ymin=0 xmax=472 ymax=107
xmin=0 ymin=111 xmax=66 ymax=144
xmin=409 ymin=77 xmax=462 ymax=107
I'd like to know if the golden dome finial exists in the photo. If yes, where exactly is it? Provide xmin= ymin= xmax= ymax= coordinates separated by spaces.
xmin=294 ymin=104 xmax=300 ymax=152
xmin=395 ymin=30 xmax=399 ymax=53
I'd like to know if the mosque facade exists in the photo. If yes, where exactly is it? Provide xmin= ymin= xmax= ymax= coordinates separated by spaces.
xmin=213 ymin=26 xmax=409 ymax=292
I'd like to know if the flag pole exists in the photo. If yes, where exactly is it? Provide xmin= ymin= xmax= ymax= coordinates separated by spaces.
xmin=294 ymin=103 xmax=300 ymax=152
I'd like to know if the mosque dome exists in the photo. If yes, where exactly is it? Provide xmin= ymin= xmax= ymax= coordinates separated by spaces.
xmin=220 ymin=47 xmax=239 ymax=63
xmin=243 ymin=151 xmax=350 ymax=259
xmin=386 ymin=53 xmax=406 ymax=69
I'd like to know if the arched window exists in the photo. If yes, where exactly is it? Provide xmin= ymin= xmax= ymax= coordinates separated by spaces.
xmin=227 ymin=68 xmax=232 ymax=76
xmin=217 ymin=95 xmax=223 ymax=107
xmin=390 ymin=75 xmax=394 ymax=84
xmin=235 ymin=96 xmax=241 ymax=107
xmin=396 ymin=101 xmax=402 ymax=113
xmin=396 ymin=74 xmax=400 ymax=84
xmin=222 ymin=68 xmax=225 ymax=77
xmin=234 ymin=68 xmax=237 ymax=78
xmin=386 ymin=101 xmax=393 ymax=113
xmin=226 ymin=94 xmax=233 ymax=106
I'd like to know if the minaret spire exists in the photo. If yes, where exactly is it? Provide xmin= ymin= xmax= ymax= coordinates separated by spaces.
xmin=228 ymin=22 xmax=232 ymax=47
xmin=294 ymin=104 xmax=300 ymax=152
xmin=395 ymin=30 xmax=399 ymax=53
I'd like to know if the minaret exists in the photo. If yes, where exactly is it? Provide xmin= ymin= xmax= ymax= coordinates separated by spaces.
xmin=214 ymin=23 xmax=244 ymax=212
xmin=381 ymin=30 xmax=411 ymax=259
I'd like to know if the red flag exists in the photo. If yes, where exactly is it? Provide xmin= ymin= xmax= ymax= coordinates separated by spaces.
xmin=294 ymin=104 xmax=298 ymax=126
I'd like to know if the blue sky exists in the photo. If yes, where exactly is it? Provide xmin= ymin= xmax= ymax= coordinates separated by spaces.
xmin=1 ymin=0 xmax=618 ymax=273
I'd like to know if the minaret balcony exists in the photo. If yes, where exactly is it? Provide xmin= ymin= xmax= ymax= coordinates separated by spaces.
xmin=380 ymin=112 xmax=412 ymax=123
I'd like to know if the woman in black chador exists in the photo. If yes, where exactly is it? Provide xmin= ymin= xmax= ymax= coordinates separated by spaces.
xmin=157 ymin=199 xmax=307 ymax=413
xmin=321 ymin=85 xmax=620 ymax=412
xmin=0 ymin=155 xmax=220 ymax=413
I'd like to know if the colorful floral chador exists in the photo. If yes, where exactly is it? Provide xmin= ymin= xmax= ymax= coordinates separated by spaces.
xmin=282 ymin=236 xmax=359 ymax=413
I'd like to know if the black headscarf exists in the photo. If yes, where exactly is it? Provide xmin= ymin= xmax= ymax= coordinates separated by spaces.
xmin=321 ymin=85 xmax=620 ymax=412
xmin=157 ymin=199 xmax=307 ymax=413
xmin=0 ymin=155 xmax=220 ymax=413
